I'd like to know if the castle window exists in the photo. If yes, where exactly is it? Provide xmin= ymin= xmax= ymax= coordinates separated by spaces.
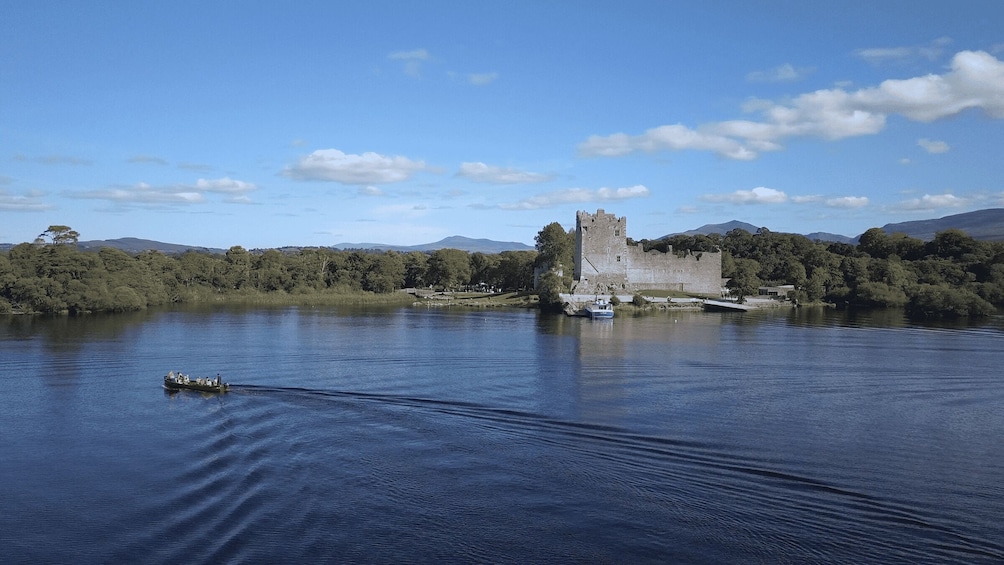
xmin=616 ymin=256 xmax=621 ymax=262
xmin=614 ymin=229 xmax=620 ymax=236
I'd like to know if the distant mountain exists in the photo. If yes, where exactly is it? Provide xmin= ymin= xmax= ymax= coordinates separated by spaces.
xmin=664 ymin=221 xmax=854 ymax=243
xmin=332 ymin=236 xmax=533 ymax=254
xmin=876 ymin=208 xmax=1004 ymax=241
xmin=672 ymin=220 xmax=760 ymax=237
xmin=76 ymin=237 xmax=226 ymax=255
xmin=803 ymin=232 xmax=857 ymax=244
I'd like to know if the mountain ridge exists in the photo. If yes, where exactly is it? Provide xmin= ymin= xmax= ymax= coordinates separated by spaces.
xmin=331 ymin=235 xmax=534 ymax=254
xmin=3 ymin=208 xmax=1002 ymax=254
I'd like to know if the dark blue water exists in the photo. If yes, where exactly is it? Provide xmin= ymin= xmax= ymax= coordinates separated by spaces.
xmin=2 ymin=306 xmax=1002 ymax=563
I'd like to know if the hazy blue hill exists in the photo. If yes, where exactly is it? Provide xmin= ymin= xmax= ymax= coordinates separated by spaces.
xmin=333 ymin=236 xmax=533 ymax=253
xmin=668 ymin=220 xmax=760 ymax=237
xmin=76 ymin=238 xmax=226 ymax=254
xmin=804 ymin=232 xmax=857 ymax=244
xmin=876 ymin=208 xmax=1004 ymax=241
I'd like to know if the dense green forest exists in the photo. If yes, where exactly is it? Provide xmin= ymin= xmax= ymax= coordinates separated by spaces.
xmin=3 ymin=224 xmax=1003 ymax=319
xmin=646 ymin=226 xmax=1004 ymax=319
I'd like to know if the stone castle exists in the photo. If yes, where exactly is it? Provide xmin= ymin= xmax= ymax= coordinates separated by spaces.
xmin=572 ymin=209 xmax=721 ymax=295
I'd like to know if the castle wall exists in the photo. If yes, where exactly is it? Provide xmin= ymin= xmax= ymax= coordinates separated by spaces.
xmin=574 ymin=209 xmax=721 ymax=295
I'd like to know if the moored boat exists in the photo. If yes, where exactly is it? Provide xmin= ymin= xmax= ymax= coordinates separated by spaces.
xmin=584 ymin=298 xmax=615 ymax=319
xmin=164 ymin=371 xmax=229 ymax=393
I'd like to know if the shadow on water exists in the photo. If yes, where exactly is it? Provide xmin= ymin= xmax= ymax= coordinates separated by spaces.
xmin=0 ymin=309 xmax=160 ymax=349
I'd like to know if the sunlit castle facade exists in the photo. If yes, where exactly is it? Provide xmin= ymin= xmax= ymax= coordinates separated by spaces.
xmin=572 ymin=209 xmax=721 ymax=295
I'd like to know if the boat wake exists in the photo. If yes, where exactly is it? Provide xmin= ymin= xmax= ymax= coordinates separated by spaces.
xmin=153 ymin=383 xmax=1003 ymax=564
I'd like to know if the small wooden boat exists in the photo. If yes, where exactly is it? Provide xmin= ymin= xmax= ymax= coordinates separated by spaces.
xmin=164 ymin=371 xmax=229 ymax=393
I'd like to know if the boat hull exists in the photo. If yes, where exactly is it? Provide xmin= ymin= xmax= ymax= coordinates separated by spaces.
xmin=585 ymin=308 xmax=614 ymax=319
xmin=163 ymin=375 xmax=229 ymax=393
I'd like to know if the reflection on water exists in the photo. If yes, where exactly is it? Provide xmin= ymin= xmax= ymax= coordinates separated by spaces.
xmin=1 ymin=305 xmax=1002 ymax=563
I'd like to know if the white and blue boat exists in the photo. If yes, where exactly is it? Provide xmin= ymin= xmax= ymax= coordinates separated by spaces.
xmin=584 ymin=298 xmax=615 ymax=319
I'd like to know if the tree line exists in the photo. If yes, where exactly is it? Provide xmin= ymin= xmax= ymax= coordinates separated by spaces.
xmin=4 ymin=224 xmax=1003 ymax=319
xmin=0 ymin=226 xmax=538 ymax=314
xmin=646 ymin=226 xmax=1004 ymax=319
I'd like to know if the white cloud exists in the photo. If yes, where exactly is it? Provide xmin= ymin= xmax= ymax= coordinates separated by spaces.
xmin=580 ymin=124 xmax=760 ymax=160
xmin=825 ymin=196 xmax=869 ymax=209
xmin=701 ymin=186 xmax=787 ymax=205
xmin=496 ymin=185 xmax=650 ymax=210
xmin=359 ymin=186 xmax=384 ymax=196
xmin=747 ymin=63 xmax=814 ymax=83
xmin=283 ymin=149 xmax=428 ymax=184
xmin=468 ymin=72 xmax=499 ymax=86
xmin=194 ymin=177 xmax=256 ymax=194
xmin=0 ymin=189 xmax=53 ymax=211
xmin=458 ymin=162 xmax=553 ymax=184
xmin=896 ymin=193 xmax=967 ymax=211
xmin=68 ymin=177 xmax=257 ymax=205
xmin=899 ymin=158 xmax=912 ymax=165
xmin=579 ymin=50 xmax=1004 ymax=160
xmin=917 ymin=138 xmax=950 ymax=154
xmin=72 ymin=184 xmax=205 ymax=204
xmin=388 ymin=48 xmax=430 ymax=77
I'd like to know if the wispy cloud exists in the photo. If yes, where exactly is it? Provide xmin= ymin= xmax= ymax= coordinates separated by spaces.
xmin=791 ymin=195 xmax=824 ymax=204
xmin=13 ymin=153 xmax=92 ymax=166
xmin=178 ymin=162 xmax=214 ymax=172
xmin=388 ymin=48 xmax=430 ymax=78
xmin=492 ymin=185 xmax=650 ymax=210
xmin=579 ymin=50 xmax=1004 ymax=161
xmin=68 ymin=177 xmax=257 ymax=206
xmin=283 ymin=149 xmax=429 ymax=184
xmin=701 ymin=186 xmax=787 ymax=204
xmin=854 ymin=37 xmax=952 ymax=64
xmin=128 ymin=155 xmax=168 ymax=165
xmin=917 ymin=138 xmax=950 ymax=154
xmin=467 ymin=72 xmax=499 ymax=86
xmin=458 ymin=162 xmax=553 ymax=184
xmin=0 ymin=189 xmax=54 ymax=211
xmin=746 ymin=63 xmax=814 ymax=83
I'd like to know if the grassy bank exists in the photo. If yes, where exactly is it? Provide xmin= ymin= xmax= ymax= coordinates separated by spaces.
xmin=177 ymin=288 xmax=420 ymax=307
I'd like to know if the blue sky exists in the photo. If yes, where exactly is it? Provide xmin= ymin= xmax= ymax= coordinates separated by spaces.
xmin=2 ymin=1 xmax=1003 ymax=248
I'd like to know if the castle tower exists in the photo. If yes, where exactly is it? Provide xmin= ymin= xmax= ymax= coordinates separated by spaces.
xmin=574 ymin=209 xmax=629 ymax=293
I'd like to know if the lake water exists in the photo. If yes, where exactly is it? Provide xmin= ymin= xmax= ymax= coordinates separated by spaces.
xmin=1 ymin=305 xmax=1003 ymax=563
